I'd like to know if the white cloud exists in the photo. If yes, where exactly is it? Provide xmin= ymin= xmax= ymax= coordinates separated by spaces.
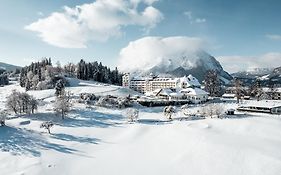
xmin=195 ymin=18 xmax=206 ymax=23
xmin=183 ymin=11 xmax=206 ymax=24
xmin=266 ymin=34 xmax=281 ymax=41
xmin=25 ymin=0 xmax=163 ymax=48
xmin=217 ymin=52 xmax=281 ymax=73
xmin=117 ymin=36 xmax=205 ymax=72
xmin=183 ymin=11 xmax=192 ymax=20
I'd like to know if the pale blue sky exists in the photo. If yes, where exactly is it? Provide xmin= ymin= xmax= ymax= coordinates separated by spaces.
xmin=0 ymin=0 xmax=280 ymax=72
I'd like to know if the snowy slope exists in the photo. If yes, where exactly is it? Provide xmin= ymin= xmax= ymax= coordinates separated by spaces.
xmin=0 ymin=81 xmax=281 ymax=175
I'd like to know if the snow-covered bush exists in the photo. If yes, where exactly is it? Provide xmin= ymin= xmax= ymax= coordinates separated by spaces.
xmin=40 ymin=121 xmax=54 ymax=134
xmin=181 ymin=104 xmax=190 ymax=116
xmin=117 ymin=96 xmax=131 ymax=109
xmin=126 ymin=108 xmax=139 ymax=122
xmin=0 ymin=110 xmax=7 ymax=126
xmin=163 ymin=106 xmax=176 ymax=120
xmin=199 ymin=104 xmax=225 ymax=118
xmin=6 ymin=90 xmax=38 ymax=114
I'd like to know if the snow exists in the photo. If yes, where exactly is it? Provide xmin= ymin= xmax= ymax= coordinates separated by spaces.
xmin=1 ymin=80 xmax=281 ymax=175
xmin=180 ymin=87 xmax=208 ymax=95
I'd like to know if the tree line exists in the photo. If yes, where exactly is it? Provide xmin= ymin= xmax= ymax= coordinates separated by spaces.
xmin=19 ymin=58 xmax=123 ymax=91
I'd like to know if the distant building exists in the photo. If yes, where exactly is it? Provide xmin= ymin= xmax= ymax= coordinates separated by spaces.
xmin=237 ymin=101 xmax=281 ymax=114
xmin=122 ymin=73 xmax=201 ymax=94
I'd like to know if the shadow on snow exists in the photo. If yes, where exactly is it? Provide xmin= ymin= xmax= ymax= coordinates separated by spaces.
xmin=51 ymin=133 xmax=100 ymax=144
xmin=23 ymin=109 xmax=125 ymax=128
xmin=0 ymin=126 xmax=77 ymax=157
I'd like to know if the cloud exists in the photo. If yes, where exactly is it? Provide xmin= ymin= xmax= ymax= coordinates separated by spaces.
xmin=183 ymin=11 xmax=192 ymax=20
xmin=183 ymin=11 xmax=206 ymax=24
xmin=117 ymin=36 xmax=205 ymax=72
xmin=266 ymin=34 xmax=281 ymax=41
xmin=195 ymin=18 xmax=206 ymax=23
xmin=217 ymin=52 xmax=281 ymax=73
xmin=25 ymin=0 xmax=163 ymax=48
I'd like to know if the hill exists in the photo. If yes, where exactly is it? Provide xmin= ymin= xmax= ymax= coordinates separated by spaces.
xmin=0 ymin=62 xmax=21 ymax=72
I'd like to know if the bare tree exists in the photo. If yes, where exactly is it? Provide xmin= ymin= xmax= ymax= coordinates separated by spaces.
xmin=234 ymin=78 xmax=243 ymax=103
xmin=126 ymin=108 xmax=139 ymax=122
xmin=199 ymin=104 xmax=224 ymax=118
xmin=164 ymin=106 xmax=175 ymax=120
xmin=6 ymin=90 xmax=38 ymax=114
xmin=54 ymin=91 xmax=72 ymax=119
xmin=254 ymin=80 xmax=264 ymax=101
xmin=213 ymin=104 xmax=224 ymax=118
xmin=40 ymin=121 xmax=54 ymax=134
xmin=204 ymin=70 xmax=221 ymax=97
xmin=268 ymin=80 xmax=278 ymax=100
xmin=64 ymin=63 xmax=76 ymax=77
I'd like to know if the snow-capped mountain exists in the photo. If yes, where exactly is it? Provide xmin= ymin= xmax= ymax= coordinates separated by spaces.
xmin=232 ymin=66 xmax=281 ymax=86
xmin=133 ymin=50 xmax=232 ymax=83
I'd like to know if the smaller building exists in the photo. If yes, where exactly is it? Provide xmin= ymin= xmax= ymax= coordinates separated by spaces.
xmin=237 ymin=101 xmax=281 ymax=114
xmin=222 ymin=93 xmax=236 ymax=99
xmin=226 ymin=109 xmax=235 ymax=115
xmin=180 ymin=88 xmax=209 ymax=104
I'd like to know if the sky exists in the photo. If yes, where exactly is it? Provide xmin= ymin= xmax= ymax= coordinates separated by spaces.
xmin=0 ymin=0 xmax=281 ymax=73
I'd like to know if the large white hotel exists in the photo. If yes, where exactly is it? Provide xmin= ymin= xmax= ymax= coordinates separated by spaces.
xmin=122 ymin=73 xmax=202 ymax=93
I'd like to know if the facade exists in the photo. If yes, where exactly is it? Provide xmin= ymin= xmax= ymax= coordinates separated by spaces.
xmin=122 ymin=73 xmax=201 ymax=94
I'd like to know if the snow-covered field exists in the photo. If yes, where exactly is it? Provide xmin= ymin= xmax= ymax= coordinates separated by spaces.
xmin=0 ymin=80 xmax=281 ymax=175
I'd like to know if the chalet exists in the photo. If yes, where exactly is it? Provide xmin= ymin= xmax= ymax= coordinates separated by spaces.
xmin=180 ymin=88 xmax=209 ymax=104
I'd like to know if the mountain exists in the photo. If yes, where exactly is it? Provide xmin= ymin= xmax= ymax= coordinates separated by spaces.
xmin=133 ymin=50 xmax=232 ymax=84
xmin=0 ymin=62 xmax=21 ymax=72
xmin=232 ymin=66 xmax=281 ymax=86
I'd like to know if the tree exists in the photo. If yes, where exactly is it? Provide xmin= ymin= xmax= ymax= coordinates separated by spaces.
xmin=0 ymin=74 xmax=9 ymax=86
xmin=64 ymin=63 xmax=76 ymax=77
xmin=54 ymin=91 xmax=72 ymax=119
xmin=6 ymin=90 xmax=21 ymax=114
xmin=254 ymin=80 xmax=264 ymax=101
xmin=268 ymin=79 xmax=278 ymax=100
xmin=163 ymin=106 xmax=175 ymax=120
xmin=40 ymin=121 xmax=54 ymax=134
xmin=55 ymin=79 xmax=65 ymax=97
xmin=234 ymin=78 xmax=243 ymax=103
xmin=126 ymin=108 xmax=139 ymax=122
xmin=6 ymin=90 xmax=38 ymax=114
xmin=204 ymin=70 xmax=221 ymax=97
xmin=199 ymin=104 xmax=224 ymax=118
xmin=0 ymin=110 xmax=7 ymax=126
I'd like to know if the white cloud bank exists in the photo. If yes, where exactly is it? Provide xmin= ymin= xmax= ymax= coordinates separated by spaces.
xmin=118 ymin=36 xmax=205 ymax=72
xmin=25 ymin=0 xmax=163 ymax=48
xmin=217 ymin=52 xmax=281 ymax=73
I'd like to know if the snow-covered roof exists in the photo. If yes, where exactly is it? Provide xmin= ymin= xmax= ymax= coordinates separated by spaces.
xmin=262 ymin=87 xmax=281 ymax=93
xmin=176 ymin=75 xmax=201 ymax=87
xmin=169 ymin=92 xmax=183 ymax=97
xmin=222 ymin=93 xmax=236 ymax=98
xmin=158 ymin=88 xmax=174 ymax=96
xmin=241 ymin=100 xmax=281 ymax=108
xmin=180 ymin=88 xmax=208 ymax=96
